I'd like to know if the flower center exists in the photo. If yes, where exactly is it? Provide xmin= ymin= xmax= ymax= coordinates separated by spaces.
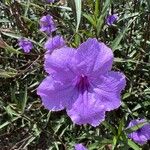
xmin=137 ymin=128 xmax=142 ymax=133
xmin=42 ymin=21 xmax=49 ymax=27
xmin=76 ymin=75 xmax=90 ymax=93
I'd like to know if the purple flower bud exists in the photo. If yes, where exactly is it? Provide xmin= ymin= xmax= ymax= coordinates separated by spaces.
xmin=44 ymin=35 xmax=66 ymax=53
xmin=127 ymin=119 xmax=150 ymax=145
xmin=106 ymin=14 xmax=119 ymax=26
xmin=75 ymin=144 xmax=87 ymax=150
xmin=47 ymin=0 xmax=55 ymax=2
xmin=40 ymin=14 xmax=56 ymax=35
xmin=18 ymin=38 xmax=33 ymax=53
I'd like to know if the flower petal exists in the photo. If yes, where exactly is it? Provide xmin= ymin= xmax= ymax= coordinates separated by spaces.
xmin=75 ymin=144 xmax=87 ymax=150
xmin=74 ymin=38 xmax=113 ymax=75
xmin=67 ymin=91 xmax=105 ymax=127
xmin=44 ymin=47 xmax=76 ymax=74
xmin=44 ymin=35 xmax=66 ymax=53
xmin=127 ymin=119 xmax=150 ymax=145
xmin=129 ymin=132 xmax=147 ymax=145
xmin=37 ymin=75 xmax=77 ymax=111
xmin=93 ymin=71 xmax=126 ymax=111
xmin=141 ymin=124 xmax=150 ymax=140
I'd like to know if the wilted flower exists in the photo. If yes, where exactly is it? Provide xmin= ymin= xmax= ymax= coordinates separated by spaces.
xmin=75 ymin=144 xmax=87 ymax=150
xmin=106 ymin=14 xmax=118 ymax=26
xmin=44 ymin=35 xmax=65 ymax=53
xmin=40 ymin=14 xmax=56 ymax=34
xmin=127 ymin=119 xmax=150 ymax=145
xmin=37 ymin=38 xmax=126 ymax=126
xmin=18 ymin=38 xmax=33 ymax=53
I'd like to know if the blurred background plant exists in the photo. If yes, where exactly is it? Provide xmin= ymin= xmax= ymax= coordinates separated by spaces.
xmin=0 ymin=0 xmax=150 ymax=149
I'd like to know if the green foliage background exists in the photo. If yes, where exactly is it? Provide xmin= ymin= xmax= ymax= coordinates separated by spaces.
xmin=0 ymin=0 xmax=150 ymax=149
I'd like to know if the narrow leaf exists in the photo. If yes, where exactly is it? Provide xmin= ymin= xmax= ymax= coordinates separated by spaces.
xmin=74 ymin=0 xmax=82 ymax=32
xmin=128 ymin=139 xmax=141 ymax=150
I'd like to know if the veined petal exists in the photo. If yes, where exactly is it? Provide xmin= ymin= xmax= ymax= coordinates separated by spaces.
xmin=93 ymin=71 xmax=126 ymax=111
xmin=142 ymin=124 xmax=150 ymax=139
xmin=67 ymin=91 xmax=105 ymax=127
xmin=74 ymin=38 xmax=113 ymax=75
xmin=37 ymin=75 xmax=77 ymax=111
xmin=129 ymin=132 xmax=147 ymax=145
xmin=44 ymin=47 xmax=76 ymax=74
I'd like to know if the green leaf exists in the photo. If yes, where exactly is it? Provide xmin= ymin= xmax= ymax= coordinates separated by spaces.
xmin=83 ymin=13 xmax=96 ymax=27
xmin=125 ymin=121 xmax=147 ymax=134
xmin=22 ymin=135 xmax=36 ymax=149
xmin=21 ymin=2 xmax=44 ymax=11
xmin=94 ymin=0 xmax=100 ymax=18
xmin=1 ymin=32 xmax=22 ymax=39
xmin=96 ymin=0 xmax=111 ymax=35
xmin=146 ymin=0 xmax=150 ymax=10
xmin=5 ymin=105 xmax=19 ymax=117
xmin=111 ymin=18 xmax=136 ymax=51
xmin=0 ymin=116 xmax=20 ymax=130
xmin=24 ymin=0 xmax=30 ymax=17
xmin=0 ymin=69 xmax=17 ymax=78
xmin=112 ymin=135 xmax=117 ymax=150
xmin=118 ymin=118 xmax=124 ymax=135
xmin=74 ymin=0 xmax=82 ymax=32
xmin=102 ymin=121 xmax=116 ymax=135
xmin=21 ymin=85 xmax=28 ymax=113
xmin=0 ymin=19 xmax=10 ymax=23
xmin=127 ymin=139 xmax=141 ymax=150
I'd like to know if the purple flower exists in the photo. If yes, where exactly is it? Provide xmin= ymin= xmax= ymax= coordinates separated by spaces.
xmin=106 ymin=14 xmax=119 ymax=26
xmin=37 ymin=38 xmax=126 ymax=126
xmin=18 ymin=38 xmax=33 ymax=53
xmin=47 ymin=0 xmax=55 ymax=2
xmin=75 ymin=144 xmax=87 ymax=150
xmin=40 ymin=14 xmax=56 ymax=35
xmin=127 ymin=119 xmax=150 ymax=145
xmin=44 ymin=35 xmax=66 ymax=53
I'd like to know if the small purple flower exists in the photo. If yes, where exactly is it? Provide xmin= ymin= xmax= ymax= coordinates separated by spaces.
xmin=40 ymin=14 xmax=56 ymax=35
xmin=44 ymin=35 xmax=66 ymax=53
xmin=127 ymin=119 xmax=150 ymax=145
xmin=37 ymin=38 xmax=126 ymax=126
xmin=47 ymin=0 xmax=55 ymax=2
xmin=75 ymin=144 xmax=87 ymax=150
xmin=106 ymin=14 xmax=119 ymax=26
xmin=18 ymin=38 xmax=33 ymax=53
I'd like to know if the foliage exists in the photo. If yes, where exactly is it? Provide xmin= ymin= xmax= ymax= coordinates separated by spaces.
xmin=0 ymin=0 xmax=150 ymax=149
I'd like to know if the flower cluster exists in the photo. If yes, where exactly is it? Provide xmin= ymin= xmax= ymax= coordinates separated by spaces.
xmin=18 ymin=13 xmax=56 ymax=52
xmin=35 ymin=3 xmax=126 ymax=127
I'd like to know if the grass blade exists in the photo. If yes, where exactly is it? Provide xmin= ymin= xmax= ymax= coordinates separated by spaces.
xmin=74 ymin=0 xmax=82 ymax=32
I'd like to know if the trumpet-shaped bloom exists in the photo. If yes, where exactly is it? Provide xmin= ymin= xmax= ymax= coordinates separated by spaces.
xmin=44 ymin=35 xmax=66 ymax=53
xmin=127 ymin=119 xmax=150 ymax=145
xmin=40 ymin=14 xmax=56 ymax=34
xmin=106 ymin=14 xmax=118 ymax=26
xmin=37 ymin=38 xmax=126 ymax=126
xmin=18 ymin=38 xmax=33 ymax=53
xmin=75 ymin=144 xmax=87 ymax=150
